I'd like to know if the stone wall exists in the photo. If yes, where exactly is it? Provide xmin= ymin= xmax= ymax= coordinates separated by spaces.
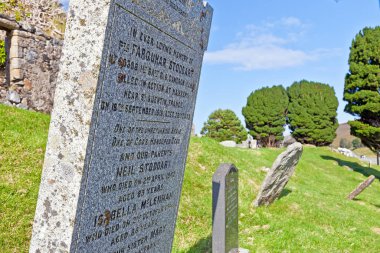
xmin=0 ymin=14 xmax=63 ymax=113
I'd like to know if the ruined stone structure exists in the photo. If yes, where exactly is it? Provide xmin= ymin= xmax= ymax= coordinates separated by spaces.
xmin=0 ymin=14 xmax=62 ymax=113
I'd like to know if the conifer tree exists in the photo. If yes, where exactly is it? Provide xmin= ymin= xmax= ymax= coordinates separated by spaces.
xmin=201 ymin=109 xmax=247 ymax=143
xmin=242 ymin=85 xmax=288 ymax=147
xmin=287 ymin=80 xmax=339 ymax=146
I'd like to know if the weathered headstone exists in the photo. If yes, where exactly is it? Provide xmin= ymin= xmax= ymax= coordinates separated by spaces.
xmin=29 ymin=1 xmax=212 ymax=252
xmin=254 ymin=142 xmax=303 ymax=207
xmin=212 ymin=164 xmax=239 ymax=253
xmin=347 ymin=175 xmax=376 ymax=200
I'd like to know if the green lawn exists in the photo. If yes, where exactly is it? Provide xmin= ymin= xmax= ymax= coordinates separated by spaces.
xmin=1 ymin=104 xmax=379 ymax=252
xmin=0 ymin=105 xmax=50 ymax=252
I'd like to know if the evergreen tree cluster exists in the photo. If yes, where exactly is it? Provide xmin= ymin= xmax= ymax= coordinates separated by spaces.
xmin=242 ymin=81 xmax=339 ymax=147
xmin=202 ymin=81 xmax=339 ymax=148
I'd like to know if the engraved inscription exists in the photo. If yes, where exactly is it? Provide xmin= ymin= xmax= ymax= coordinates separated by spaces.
xmin=72 ymin=2 xmax=210 ymax=252
xmin=225 ymin=170 xmax=238 ymax=251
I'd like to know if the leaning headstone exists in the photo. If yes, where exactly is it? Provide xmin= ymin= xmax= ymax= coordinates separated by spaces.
xmin=212 ymin=164 xmax=239 ymax=253
xmin=254 ymin=142 xmax=303 ymax=207
xmin=29 ymin=1 xmax=212 ymax=252
xmin=347 ymin=175 xmax=376 ymax=200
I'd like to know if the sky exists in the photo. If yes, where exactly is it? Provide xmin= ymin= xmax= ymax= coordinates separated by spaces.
xmin=60 ymin=0 xmax=380 ymax=134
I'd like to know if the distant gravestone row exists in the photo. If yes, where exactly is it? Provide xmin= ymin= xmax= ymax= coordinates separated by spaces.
xmin=29 ymin=0 xmax=212 ymax=252
xmin=220 ymin=135 xmax=258 ymax=149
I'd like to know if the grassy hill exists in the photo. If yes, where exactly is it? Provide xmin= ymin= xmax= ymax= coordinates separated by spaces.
xmin=1 ymin=104 xmax=379 ymax=252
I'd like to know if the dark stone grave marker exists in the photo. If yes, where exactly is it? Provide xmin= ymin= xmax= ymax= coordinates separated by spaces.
xmin=212 ymin=164 xmax=239 ymax=253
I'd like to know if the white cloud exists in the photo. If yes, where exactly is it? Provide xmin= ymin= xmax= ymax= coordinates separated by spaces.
xmin=281 ymin=17 xmax=303 ymax=27
xmin=205 ymin=17 xmax=338 ymax=71
xmin=206 ymin=46 xmax=315 ymax=71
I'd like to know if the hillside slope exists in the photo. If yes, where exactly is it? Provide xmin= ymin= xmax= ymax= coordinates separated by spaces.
xmin=0 ymin=105 xmax=379 ymax=252
xmin=174 ymin=138 xmax=380 ymax=252
xmin=332 ymin=123 xmax=356 ymax=148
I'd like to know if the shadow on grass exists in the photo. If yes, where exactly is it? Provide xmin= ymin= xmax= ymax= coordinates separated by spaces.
xmin=352 ymin=199 xmax=380 ymax=210
xmin=321 ymin=155 xmax=380 ymax=180
xmin=278 ymin=188 xmax=292 ymax=200
xmin=186 ymin=235 xmax=211 ymax=253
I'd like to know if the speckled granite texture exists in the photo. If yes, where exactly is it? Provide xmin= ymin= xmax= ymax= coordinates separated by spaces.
xmin=29 ymin=0 xmax=212 ymax=252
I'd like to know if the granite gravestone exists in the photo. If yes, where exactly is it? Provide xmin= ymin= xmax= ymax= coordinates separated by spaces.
xmin=29 ymin=0 xmax=212 ymax=252
xmin=212 ymin=164 xmax=239 ymax=253
xmin=254 ymin=142 xmax=303 ymax=207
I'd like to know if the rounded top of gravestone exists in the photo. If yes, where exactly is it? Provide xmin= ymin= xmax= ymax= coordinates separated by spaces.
xmin=212 ymin=163 xmax=238 ymax=181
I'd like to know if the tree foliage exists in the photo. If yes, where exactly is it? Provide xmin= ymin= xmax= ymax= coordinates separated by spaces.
xmin=201 ymin=109 xmax=247 ymax=143
xmin=0 ymin=0 xmax=66 ymax=39
xmin=352 ymin=138 xmax=363 ymax=149
xmin=0 ymin=41 xmax=6 ymax=68
xmin=339 ymin=138 xmax=352 ymax=149
xmin=287 ymin=80 xmax=339 ymax=146
xmin=344 ymin=27 xmax=380 ymax=152
xmin=242 ymin=85 xmax=288 ymax=147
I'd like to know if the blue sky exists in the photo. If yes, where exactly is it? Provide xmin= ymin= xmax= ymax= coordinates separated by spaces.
xmin=60 ymin=0 xmax=380 ymax=134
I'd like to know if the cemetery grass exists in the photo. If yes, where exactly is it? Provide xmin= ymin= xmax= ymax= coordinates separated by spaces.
xmin=0 ymin=105 xmax=379 ymax=252
xmin=0 ymin=105 xmax=50 ymax=252
xmin=173 ymin=141 xmax=380 ymax=252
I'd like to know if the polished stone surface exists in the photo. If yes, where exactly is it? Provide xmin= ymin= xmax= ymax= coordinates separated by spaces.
xmin=30 ymin=0 xmax=212 ymax=252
